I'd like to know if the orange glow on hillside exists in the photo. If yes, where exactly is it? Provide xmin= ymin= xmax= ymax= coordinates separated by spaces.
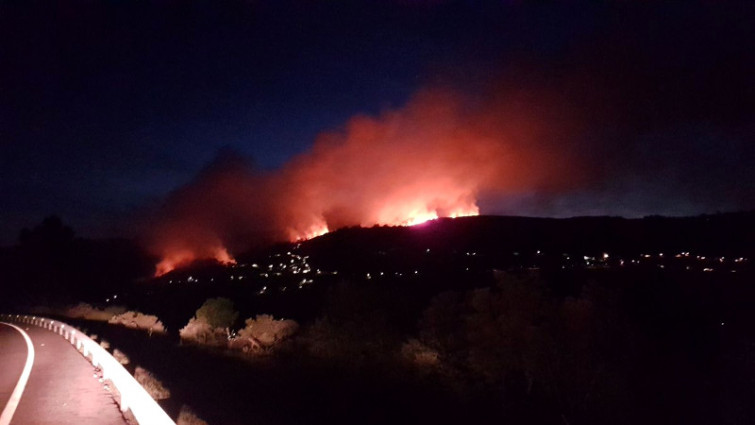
xmin=398 ymin=205 xmax=480 ymax=227
xmin=289 ymin=203 xmax=479 ymax=241
xmin=155 ymin=245 xmax=235 ymax=277
xmin=290 ymin=222 xmax=330 ymax=241
xmin=404 ymin=211 xmax=439 ymax=227
xmin=372 ymin=198 xmax=480 ymax=228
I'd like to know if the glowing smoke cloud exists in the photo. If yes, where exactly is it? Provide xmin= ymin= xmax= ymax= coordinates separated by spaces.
xmin=278 ymin=91 xmax=498 ymax=239
xmin=150 ymin=88 xmax=582 ymax=275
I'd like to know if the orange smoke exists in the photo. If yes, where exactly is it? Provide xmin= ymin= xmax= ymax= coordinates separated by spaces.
xmin=149 ymin=87 xmax=582 ymax=275
xmin=274 ymin=89 xmax=571 ymax=240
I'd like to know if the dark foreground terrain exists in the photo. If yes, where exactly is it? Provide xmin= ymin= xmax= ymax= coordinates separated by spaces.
xmin=2 ymin=213 xmax=755 ymax=424
xmin=63 ymin=265 xmax=755 ymax=425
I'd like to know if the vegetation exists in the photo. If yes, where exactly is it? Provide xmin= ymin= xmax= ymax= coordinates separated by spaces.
xmin=177 ymin=406 xmax=209 ymax=425
xmin=134 ymin=366 xmax=171 ymax=401
xmin=0 ymin=216 xmax=153 ymax=310
xmin=108 ymin=311 xmax=166 ymax=334
xmin=231 ymin=314 xmax=299 ymax=354
xmin=179 ymin=298 xmax=238 ymax=347
xmin=194 ymin=297 xmax=238 ymax=329
xmin=113 ymin=348 xmax=130 ymax=365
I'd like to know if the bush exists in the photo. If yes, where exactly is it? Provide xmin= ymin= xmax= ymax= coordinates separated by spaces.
xmin=401 ymin=339 xmax=440 ymax=367
xmin=230 ymin=314 xmax=299 ymax=354
xmin=179 ymin=318 xmax=229 ymax=347
xmin=177 ymin=405 xmax=209 ymax=425
xmin=108 ymin=311 xmax=166 ymax=334
xmin=194 ymin=297 xmax=238 ymax=329
xmin=300 ymin=316 xmax=397 ymax=363
xmin=416 ymin=271 xmax=634 ymax=423
xmin=63 ymin=302 xmax=127 ymax=321
xmin=238 ymin=314 xmax=299 ymax=346
xmin=113 ymin=348 xmax=130 ymax=365
xmin=299 ymin=282 xmax=404 ymax=363
xmin=134 ymin=367 xmax=171 ymax=400
xmin=179 ymin=298 xmax=239 ymax=347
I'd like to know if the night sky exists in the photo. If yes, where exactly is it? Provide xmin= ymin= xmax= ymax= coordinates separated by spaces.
xmin=1 ymin=1 xmax=753 ymax=247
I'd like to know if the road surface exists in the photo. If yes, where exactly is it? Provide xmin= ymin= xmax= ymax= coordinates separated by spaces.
xmin=0 ymin=322 xmax=126 ymax=425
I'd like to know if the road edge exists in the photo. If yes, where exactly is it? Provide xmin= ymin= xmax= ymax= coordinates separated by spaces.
xmin=0 ymin=322 xmax=35 ymax=425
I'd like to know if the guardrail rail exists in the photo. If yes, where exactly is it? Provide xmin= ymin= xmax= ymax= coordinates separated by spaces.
xmin=0 ymin=313 xmax=176 ymax=425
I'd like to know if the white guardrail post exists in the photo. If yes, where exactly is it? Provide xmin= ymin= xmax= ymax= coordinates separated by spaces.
xmin=0 ymin=313 xmax=176 ymax=425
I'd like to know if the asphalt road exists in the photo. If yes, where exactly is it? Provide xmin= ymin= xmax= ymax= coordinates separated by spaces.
xmin=0 ymin=322 xmax=126 ymax=425
xmin=0 ymin=325 xmax=28 ymax=424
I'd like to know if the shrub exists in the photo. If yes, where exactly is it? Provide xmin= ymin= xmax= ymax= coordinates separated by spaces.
xmin=300 ymin=282 xmax=403 ymax=362
xmin=177 ymin=405 xmax=209 ymax=425
xmin=179 ymin=298 xmax=239 ymax=347
xmin=238 ymin=314 xmax=299 ymax=347
xmin=113 ymin=348 xmax=130 ymax=365
xmin=401 ymin=339 xmax=440 ymax=367
xmin=134 ymin=366 xmax=171 ymax=400
xmin=194 ymin=297 xmax=238 ymax=329
xmin=416 ymin=271 xmax=635 ymax=423
xmin=230 ymin=314 xmax=299 ymax=354
xmin=179 ymin=318 xmax=229 ymax=347
xmin=108 ymin=311 xmax=166 ymax=334
xmin=64 ymin=302 xmax=127 ymax=321
xmin=300 ymin=316 xmax=396 ymax=362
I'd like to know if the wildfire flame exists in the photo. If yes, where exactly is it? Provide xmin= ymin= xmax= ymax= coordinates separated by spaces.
xmin=288 ymin=203 xmax=478 ymax=242
xmin=369 ymin=195 xmax=479 ymax=229
xmin=289 ymin=222 xmax=330 ymax=242
xmin=390 ymin=205 xmax=479 ymax=228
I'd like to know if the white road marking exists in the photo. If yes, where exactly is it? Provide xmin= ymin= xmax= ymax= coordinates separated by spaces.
xmin=0 ymin=322 xmax=35 ymax=425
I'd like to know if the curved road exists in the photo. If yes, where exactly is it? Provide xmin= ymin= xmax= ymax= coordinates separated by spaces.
xmin=0 ymin=322 xmax=126 ymax=425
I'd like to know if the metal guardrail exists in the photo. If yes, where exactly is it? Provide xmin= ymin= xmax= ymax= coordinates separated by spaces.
xmin=0 ymin=314 xmax=176 ymax=425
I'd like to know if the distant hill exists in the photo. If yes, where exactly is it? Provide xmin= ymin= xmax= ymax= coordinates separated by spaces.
xmin=154 ymin=211 xmax=755 ymax=288
xmin=133 ymin=212 xmax=755 ymax=331
xmin=295 ymin=212 xmax=755 ymax=269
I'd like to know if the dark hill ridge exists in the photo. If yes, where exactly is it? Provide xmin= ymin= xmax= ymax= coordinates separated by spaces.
xmin=139 ymin=212 xmax=752 ymax=329
xmin=298 ymin=212 xmax=755 ymax=260
xmin=155 ymin=212 xmax=755 ymax=286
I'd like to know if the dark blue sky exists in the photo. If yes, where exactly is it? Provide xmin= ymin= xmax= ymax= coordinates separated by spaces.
xmin=1 ymin=1 xmax=753 ymax=245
